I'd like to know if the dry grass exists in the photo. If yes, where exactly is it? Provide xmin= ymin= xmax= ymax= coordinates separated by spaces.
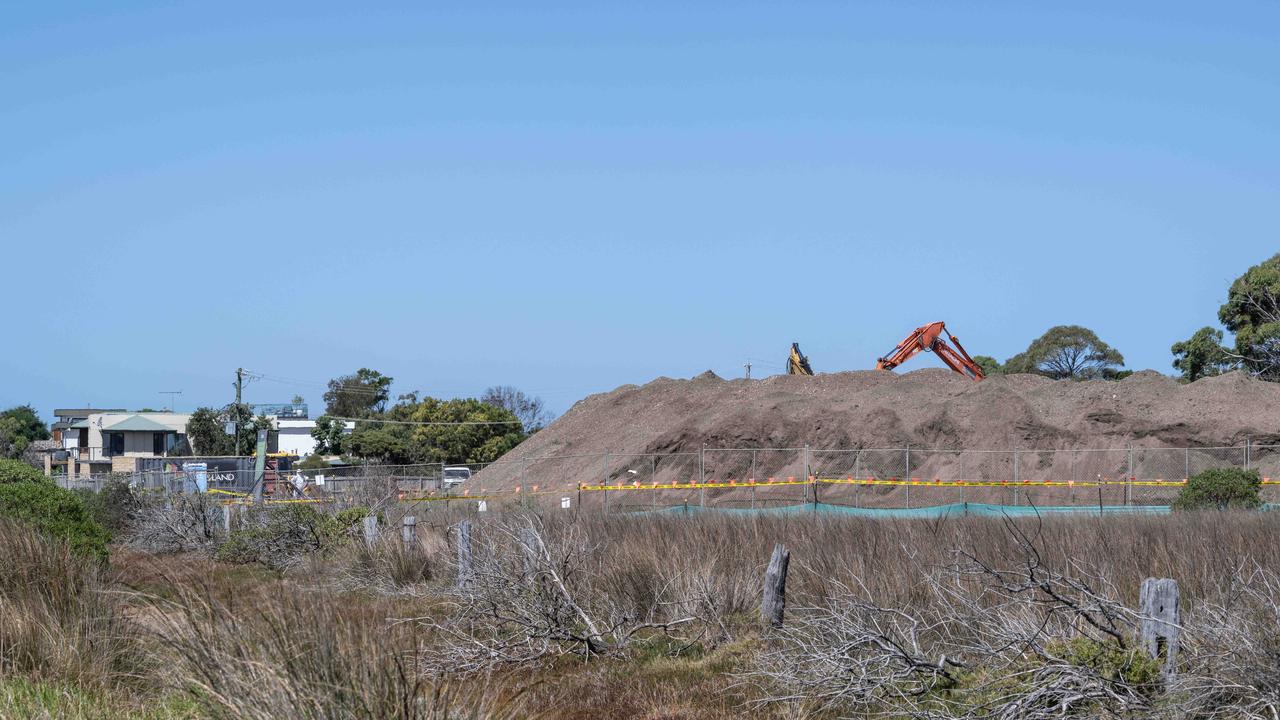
xmin=5 ymin=505 xmax=1280 ymax=718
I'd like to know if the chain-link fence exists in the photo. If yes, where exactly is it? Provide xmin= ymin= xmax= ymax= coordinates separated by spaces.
xmin=60 ymin=442 xmax=1280 ymax=513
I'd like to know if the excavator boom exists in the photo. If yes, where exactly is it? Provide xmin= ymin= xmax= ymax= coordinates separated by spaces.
xmin=876 ymin=322 xmax=985 ymax=380
xmin=788 ymin=342 xmax=814 ymax=376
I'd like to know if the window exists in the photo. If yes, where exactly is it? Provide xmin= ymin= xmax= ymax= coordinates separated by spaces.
xmin=107 ymin=433 xmax=124 ymax=456
xmin=153 ymin=432 xmax=165 ymax=456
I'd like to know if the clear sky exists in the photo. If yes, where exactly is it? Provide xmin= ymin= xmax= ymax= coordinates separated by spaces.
xmin=3 ymin=2 xmax=1277 ymax=419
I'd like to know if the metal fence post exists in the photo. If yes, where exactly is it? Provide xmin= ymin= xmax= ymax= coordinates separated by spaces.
xmin=904 ymin=445 xmax=911 ymax=509
xmin=853 ymin=450 xmax=861 ymax=508
xmin=750 ymin=450 xmax=757 ymax=510
xmin=1184 ymin=447 xmax=1190 ymax=481
xmin=1127 ymin=445 xmax=1135 ymax=506
xmin=1246 ymin=436 xmax=1252 ymax=471
xmin=652 ymin=454 xmax=658 ymax=511
xmin=1013 ymin=448 xmax=1019 ymax=506
xmin=804 ymin=444 xmax=813 ymax=505
xmin=699 ymin=444 xmax=706 ymax=508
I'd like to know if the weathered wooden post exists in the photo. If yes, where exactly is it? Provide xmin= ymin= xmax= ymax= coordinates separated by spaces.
xmin=222 ymin=503 xmax=232 ymax=535
xmin=762 ymin=543 xmax=790 ymax=628
xmin=456 ymin=520 xmax=473 ymax=587
xmin=1140 ymin=577 xmax=1180 ymax=677
xmin=519 ymin=526 xmax=539 ymax=578
xmin=362 ymin=514 xmax=378 ymax=548
xmin=402 ymin=515 xmax=417 ymax=548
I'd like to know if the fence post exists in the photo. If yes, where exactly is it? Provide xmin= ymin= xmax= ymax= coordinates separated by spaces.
xmin=456 ymin=520 xmax=473 ymax=588
xmin=1185 ymin=447 xmax=1190 ymax=481
xmin=1246 ymin=436 xmax=1252 ymax=471
xmin=699 ymin=444 xmax=706 ymax=508
xmin=519 ymin=526 xmax=538 ymax=577
xmin=1139 ymin=577 xmax=1180 ymax=678
xmin=804 ymin=444 xmax=814 ymax=506
xmin=222 ymin=504 xmax=232 ymax=535
xmin=1127 ymin=445 xmax=1135 ymax=506
xmin=362 ymin=515 xmax=378 ymax=547
xmin=762 ymin=543 xmax=790 ymax=628
xmin=402 ymin=515 xmax=416 ymax=548
xmin=1012 ymin=447 xmax=1019 ymax=506
xmin=904 ymin=445 xmax=911 ymax=509
xmin=750 ymin=450 xmax=757 ymax=510
xmin=653 ymin=454 xmax=659 ymax=511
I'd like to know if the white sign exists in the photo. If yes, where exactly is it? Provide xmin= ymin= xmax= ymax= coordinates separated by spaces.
xmin=561 ymin=497 xmax=571 ymax=509
xmin=315 ymin=474 xmax=326 ymax=486
xmin=477 ymin=500 xmax=488 ymax=512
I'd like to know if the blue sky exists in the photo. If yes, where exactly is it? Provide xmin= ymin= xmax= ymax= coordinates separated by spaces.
xmin=2 ymin=2 xmax=1277 ymax=419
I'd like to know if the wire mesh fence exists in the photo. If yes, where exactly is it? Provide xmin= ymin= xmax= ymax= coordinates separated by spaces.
xmin=57 ymin=442 xmax=1280 ymax=512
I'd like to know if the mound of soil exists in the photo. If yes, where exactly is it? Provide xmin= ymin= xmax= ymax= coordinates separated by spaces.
xmin=475 ymin=369 xmax=1280 ymax=491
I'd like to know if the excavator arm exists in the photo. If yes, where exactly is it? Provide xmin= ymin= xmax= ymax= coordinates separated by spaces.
xmin=876 ymin=322 xmax=985 ymax=381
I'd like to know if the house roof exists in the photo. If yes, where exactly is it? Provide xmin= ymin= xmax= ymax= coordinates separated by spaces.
xmin=102 ymin=415 xmax=177 ymax=432
xmin=53 ymin=408 xmax=126 ymax=418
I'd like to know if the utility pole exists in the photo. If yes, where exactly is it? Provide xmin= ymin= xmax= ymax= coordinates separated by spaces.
xmin=234 ymin=368 xmax=244 ymax=456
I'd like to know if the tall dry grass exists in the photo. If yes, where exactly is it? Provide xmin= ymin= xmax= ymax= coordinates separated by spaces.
xmin=0 ymin=517 xmax=143 ymax=690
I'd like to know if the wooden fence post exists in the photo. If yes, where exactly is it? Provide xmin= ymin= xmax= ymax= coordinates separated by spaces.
xmin=762 ymin=543 xmax=790 ymax=628
xmin=1139 ymin=577 xmax=1180 ymax=677
xmin=519 ymin=527 xmax=539 ymax=578
xmin=362 ymin=515 xmax=378 ymax=548
xmin=222 ymin=504 xmax=232 ymax=535
xmin=402 ymin=515 xmax=417 ymax=548
xmin=456 ymin=520 xmax=473 ymax=588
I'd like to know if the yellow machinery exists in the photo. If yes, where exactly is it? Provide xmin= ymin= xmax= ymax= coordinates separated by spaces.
xmin=788 ymin=343 xmax=814 ymax=375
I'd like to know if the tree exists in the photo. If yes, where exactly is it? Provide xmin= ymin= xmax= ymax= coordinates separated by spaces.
xmin=1173 ymin=468 xmax=1262 ymax=511
xmin=310 ymin=415 xmax=349 ymax=455
xmin=407 ymin=398 xmax=525 ymax=464
xmin=186 ymin=408 xmax=232 ymax=455
xmin=1218 ymin=253 xmax=1280 ymax=380
xmin=972 ymin=356 xmax=1003 ymax=377
xmin=345 ymin=428 xmax=408 ymax=463
xmin=1171 ymin=327 xmax=1234 ymax=382
xmin=323 ymin=368 xmax=393 ymax=418
xmin=1003 ymin=326 xmax=1125 ymax=380
xmin=481 ymin=386 xmax=555 ymax=432
xmin=0 ymin=405 xmax=49 ymax=460
xmin=185 ymin=405 xmax=274 ymax=456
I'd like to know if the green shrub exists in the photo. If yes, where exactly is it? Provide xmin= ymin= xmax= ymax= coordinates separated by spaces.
xmin=215 ymin=504 xmax=371 ymax=570
xmin=1173 ymin=467 xmax=1262 ymax=511
xmin=0 ymin=458 xmax=49 ymax=485
xmin=76 ymin=479 xmax=140 ymax=534
xmin=0 ymin=482 xmax=109 ymax=560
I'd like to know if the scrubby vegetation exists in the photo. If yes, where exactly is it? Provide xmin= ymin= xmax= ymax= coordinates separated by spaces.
xmin=1174 ymin=467 xmax=1263 ymax=510
xmin=4 ymin=490 xmax=1280 ymax=718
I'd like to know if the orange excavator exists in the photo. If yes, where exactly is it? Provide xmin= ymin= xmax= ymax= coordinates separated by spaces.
xmin=876 ymin=321 xmax=985 ymax=381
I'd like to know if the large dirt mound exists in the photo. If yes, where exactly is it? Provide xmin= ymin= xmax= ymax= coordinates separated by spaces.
xmin=475 ymin=369 xmax=1280 ymax=491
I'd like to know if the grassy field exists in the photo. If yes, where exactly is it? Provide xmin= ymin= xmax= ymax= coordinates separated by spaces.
xmin=2 ymin=501 xmax=1279 ymax=718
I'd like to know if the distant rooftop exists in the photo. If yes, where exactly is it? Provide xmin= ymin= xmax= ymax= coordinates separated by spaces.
xmin=53 ymin=408 xmax=126 ymax=418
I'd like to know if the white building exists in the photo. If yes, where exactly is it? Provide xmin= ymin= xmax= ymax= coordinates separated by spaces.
xmin=273 ymin=418 xmax=354 ymax=457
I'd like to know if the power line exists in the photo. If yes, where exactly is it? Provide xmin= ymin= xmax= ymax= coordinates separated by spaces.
xmin=328 ymin=415 xmax=524 ymax=427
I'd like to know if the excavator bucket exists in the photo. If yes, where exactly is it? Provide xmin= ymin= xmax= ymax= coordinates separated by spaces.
xmin=788 ymin=343 xmax=814 ymax=376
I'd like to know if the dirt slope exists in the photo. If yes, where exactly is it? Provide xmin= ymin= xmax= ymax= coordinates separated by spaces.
xmin=474 ymin=369 xmax=1280 ymax=491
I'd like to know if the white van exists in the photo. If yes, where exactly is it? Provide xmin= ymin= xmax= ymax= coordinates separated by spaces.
xmin=442 ymin=466 xmax=472 ymax=489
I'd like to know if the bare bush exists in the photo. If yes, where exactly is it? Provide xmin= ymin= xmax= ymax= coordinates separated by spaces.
xmin=1170 ymin=562 xmax=1280 ymax=719
xmin=420 ymin=516 xmax=697 ymax=672
xmin=751 ymin=517 xmax=1162 ymax=718
xmin=126 ymin=493 xmax=224 ymax=554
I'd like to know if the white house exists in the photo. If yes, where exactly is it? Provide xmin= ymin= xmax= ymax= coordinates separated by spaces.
xmin=273 ymin=418 xmax=354 ymax=457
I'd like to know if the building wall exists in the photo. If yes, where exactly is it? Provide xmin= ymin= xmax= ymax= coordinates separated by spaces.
xmin=274 ymin=419 xmax=353 ymax=457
